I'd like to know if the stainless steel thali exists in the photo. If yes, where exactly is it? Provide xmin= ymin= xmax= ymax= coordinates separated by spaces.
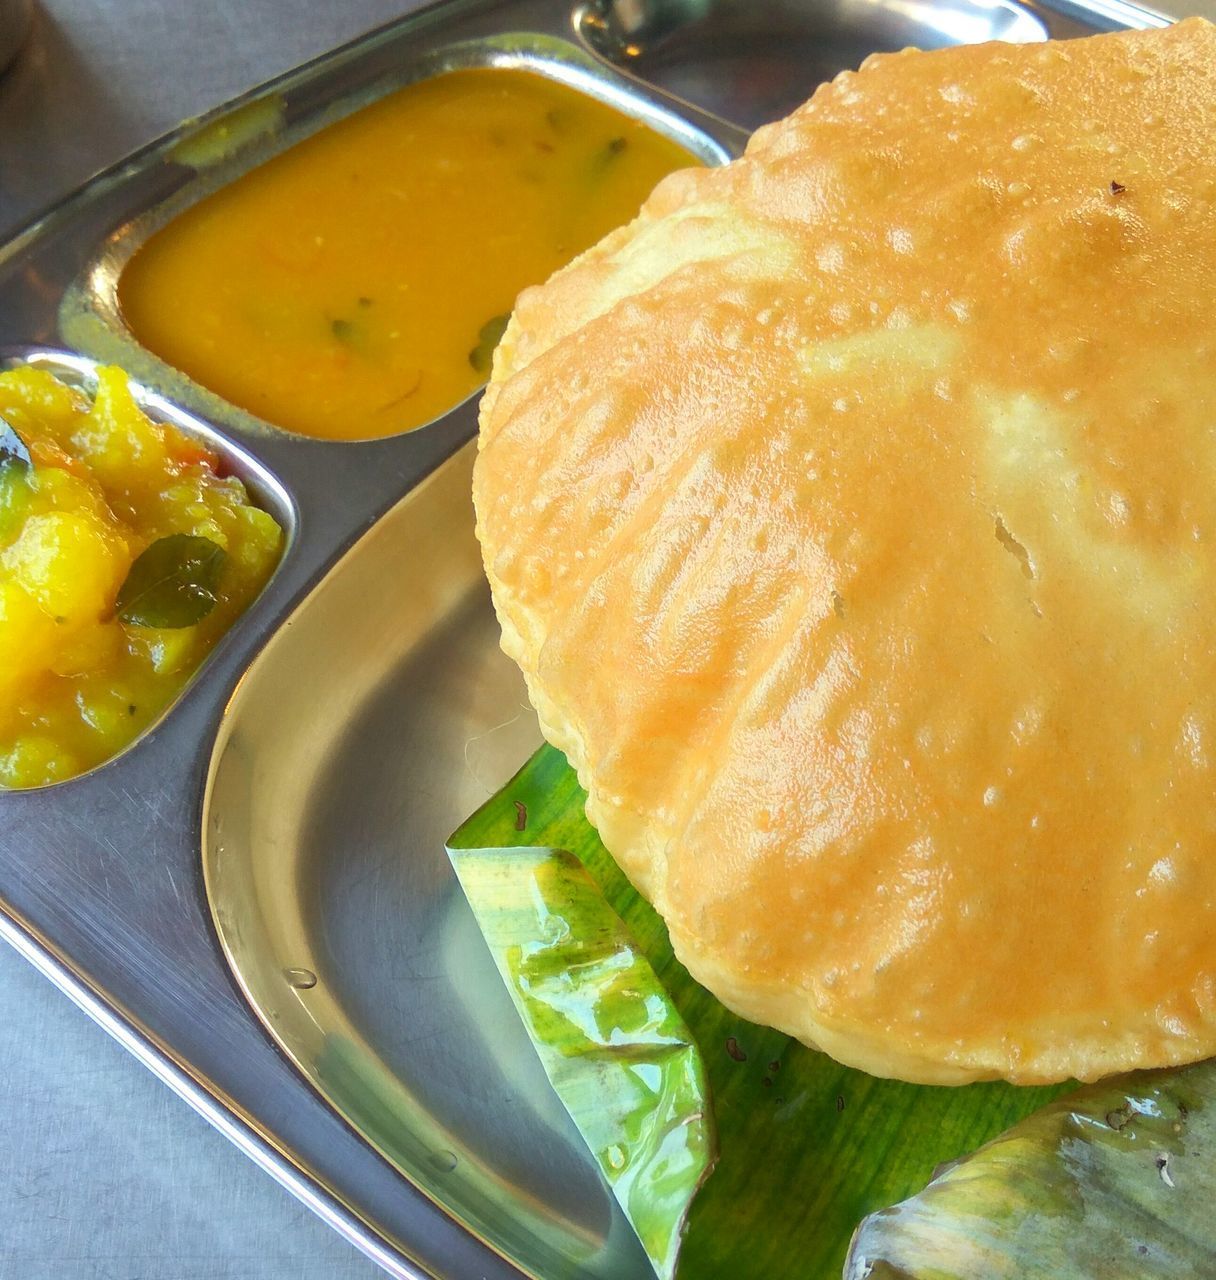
xmin=0 ymin=0 xmax=1169 ymax=1276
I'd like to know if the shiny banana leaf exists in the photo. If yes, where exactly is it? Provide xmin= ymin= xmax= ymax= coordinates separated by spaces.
xmin=846 ymin=1059 xmax=1216 ymax=1279
xmin=448 ymin=744 xmax=1065 ymax=1280
xmin=447 ymin=843 xmax=714 ymax=1280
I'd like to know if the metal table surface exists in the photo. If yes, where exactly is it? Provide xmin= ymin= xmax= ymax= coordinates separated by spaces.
xmin=2 ymin=0 xmax=1214 ymax=1277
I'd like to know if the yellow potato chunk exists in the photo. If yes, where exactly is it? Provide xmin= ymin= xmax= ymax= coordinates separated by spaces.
xmin=2 ymin=511 xmax=128 ymax=623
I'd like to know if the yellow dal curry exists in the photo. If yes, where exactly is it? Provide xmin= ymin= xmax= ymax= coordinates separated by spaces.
xmin=0 ymin=366 xmax=281 ymax=788
xmin=119 ymin=68 xmax=698 ymax=441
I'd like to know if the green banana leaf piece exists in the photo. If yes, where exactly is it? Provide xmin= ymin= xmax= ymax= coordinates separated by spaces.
xmin=447 ymin=843 xmax=714 ymax=1280
xmin=448 ymin=744 xmax=1066 ymax=1280
xmin=845 ymin=1060 xmax=1216 ymax=1279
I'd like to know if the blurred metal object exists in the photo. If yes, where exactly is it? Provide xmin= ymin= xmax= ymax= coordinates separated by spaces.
xmin=577 ymin=0 xmax=1052 ymax=127
xmin=0 ymin=0 xmax=31 ymax=75
xmin=577 ymin=0 xmax=1169 ymax=129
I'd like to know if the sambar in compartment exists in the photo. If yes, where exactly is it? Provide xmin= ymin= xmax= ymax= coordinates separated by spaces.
xmin=118 ymin=68 xmax=698 ymax=442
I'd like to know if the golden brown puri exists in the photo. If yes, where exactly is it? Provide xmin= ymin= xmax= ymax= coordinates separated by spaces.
xmin=474 ymin=19 xmax=1216 ymax=1085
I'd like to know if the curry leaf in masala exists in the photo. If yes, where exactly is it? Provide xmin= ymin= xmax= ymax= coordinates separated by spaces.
xmin=116 ymin=533 xmax=226 ymax=628
xmin=468 ymin=313 xmax=511 ymax=375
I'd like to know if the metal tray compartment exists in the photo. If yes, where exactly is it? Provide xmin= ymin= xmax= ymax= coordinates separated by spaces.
xmin=0 ymin=0 xmax=1168 ymax=1276
xmin=205 ymin=442 xmax=633 ymax=1277
xmin=59 ymin=32 xmax=735 ymax=441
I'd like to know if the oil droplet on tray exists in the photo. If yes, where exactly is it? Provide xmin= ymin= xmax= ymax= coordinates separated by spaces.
xmin=284 ymin=967 xmax=317 ymax=989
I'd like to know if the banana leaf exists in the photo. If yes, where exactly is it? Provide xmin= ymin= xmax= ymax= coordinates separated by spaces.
xmin=448 ymin=844 xmax=714 ymax=1280
xmin=845 ymin=1059 xmax=1216 ymax=1278
xmin=448 ymin=744 xmax=1065 ymax=1279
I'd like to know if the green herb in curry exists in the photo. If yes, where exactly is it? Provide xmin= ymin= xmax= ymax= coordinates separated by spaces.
xmin=115 ymin=533 xmax=228 ymax=629
xmin=469 ymin=313 xmax=511 ymax=374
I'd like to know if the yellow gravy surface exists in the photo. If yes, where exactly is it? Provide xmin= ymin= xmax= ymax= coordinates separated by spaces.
xmin=119 ymin=69 xmax=697 ymax=441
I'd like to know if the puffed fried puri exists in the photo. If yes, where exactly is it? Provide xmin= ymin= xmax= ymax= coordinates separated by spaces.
xmin=475 ymin=19 xmax=1216 ymax=1085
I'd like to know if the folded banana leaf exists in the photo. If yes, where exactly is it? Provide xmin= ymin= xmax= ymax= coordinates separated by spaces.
xmin=448 ymin=744 xmax=1065 ymax=1279
xmin=846 ymin=1060 xmax=1216 ymax=1278
xmin=448 ymin=844 xmax=714 ymax=1280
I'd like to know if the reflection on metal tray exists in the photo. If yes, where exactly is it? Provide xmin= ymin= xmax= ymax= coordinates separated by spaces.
xmin=577 ymin=0 xmax=1168 ymax=127
xmin=0 ymin=0 xmax=1169 ymax=1277
xmin=205 ymin=443 xmax=645 ymax=1278
xmin=578 ymin=0 xmax=1049 ymax=127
